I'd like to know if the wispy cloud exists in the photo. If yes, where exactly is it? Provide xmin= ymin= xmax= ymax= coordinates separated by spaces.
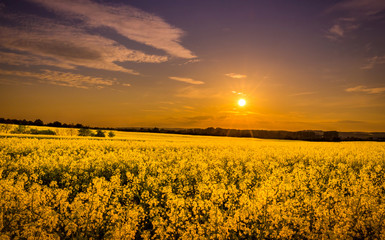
xmin=232 ymin=91 xmax=244 ymax=95
xmin=361 ymin=55 xmax=385 ymax=70
xmin=328 ymin=0 xmax=385 ymax=16
xmin=225 ymin=73 xmax=247 ymax=79
xmin=0 ymin=69 xmax=117 ymax=89
xmin=0 ymin=52 xmax=75 ymax=70
xmin=221 ymin=110 xmax=259 ymax=116
xmin=185 ymin=115 xmax=212 ymax=121
xmin=169 ymin=76 xmax=204 ymax=85
xmin=326 ymin=19 xmax=359 ymax=40
xmin=346 ymin=85 xmax=385 ymax=94
xmin=336 ymin=120 xmax=366 ymax=124
xmin=0 ymin=15 xmax=168 ymax=74
xmin=28 ymin=0 xmax=196 ymax=59
xmin=326 ymin=0 xmax=385 ymax=40
xmin=327 ymin=24 xmax=345 ymax=40
xmin=178 ymin=59 xmax=201 ymax=65
xmin=183 ymin=106 xmax=195 ymax=110
xmin=175 ymin=86 xmax=221 ymax=99
xmin=290 ymin=91 xmax=316 ymax=96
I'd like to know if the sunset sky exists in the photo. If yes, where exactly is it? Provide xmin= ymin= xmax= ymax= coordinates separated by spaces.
xmin=1 ymin=0 xmax=385 ymax=131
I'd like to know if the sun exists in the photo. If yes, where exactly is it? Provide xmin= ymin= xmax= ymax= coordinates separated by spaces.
xmin=238 ymin=98 xmax=246 ymax=107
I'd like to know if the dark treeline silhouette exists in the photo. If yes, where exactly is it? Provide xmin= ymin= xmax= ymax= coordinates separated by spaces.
xmin=119 ymin=127 xmax=345 ymax=141
xmin=1 ymin=117 xmax=384 ymax=141
xmin=0 ymin=117 xmax=85 ymax=129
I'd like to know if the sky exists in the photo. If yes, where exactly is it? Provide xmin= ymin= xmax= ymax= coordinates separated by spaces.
xmin=0 ymin=0 xmax=385 ymax=131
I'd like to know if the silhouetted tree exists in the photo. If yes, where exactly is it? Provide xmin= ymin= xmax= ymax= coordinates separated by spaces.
xmin=95 ymin=129 xmax=105 ymax=137
xmin=51 ymin=121 xmax=62 ymax=127
xmin=323 ymin=131 xmax=340 ymax=141
xmin=206 ymin=127 xmax=215 ymax=135
xmin=78 ymin=128 xmax=93 ymax=136
xmin=108 ymin=131 xmax=115 ymax=138
xmin=29 ymin=128 xmax=56 ymax=135
xmin=33 ymin=119 xmax=44 ymax=126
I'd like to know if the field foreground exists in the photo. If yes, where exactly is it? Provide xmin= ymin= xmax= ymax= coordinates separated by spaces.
xmin=1 ymin=133 xmax=385 ymax=239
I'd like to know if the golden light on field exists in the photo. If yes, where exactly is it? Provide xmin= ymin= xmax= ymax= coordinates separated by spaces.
xmin=238 ymin=98 xmax=246 ymax=107
xmin=1 ymin=135 xmax=384 ymax=238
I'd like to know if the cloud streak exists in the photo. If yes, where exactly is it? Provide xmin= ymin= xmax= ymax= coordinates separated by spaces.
xmin=0 ymin=16 xmax=168 ymax=74
xmin=346 ymin=85 xmax=385 ymax=94
xmin=225 ymin=73 xmax=247 ymax=79
xmin=0 ymin=51 xmax=75 ymax=70
xmin=175 ymin=86 xmax=222 ymax=99
xmin=326 ymin=0 xmax=385 ymax=40
xmin=290 ymin=91 xmax=316 ymax=97
xmin=329 ymin=24 xmax=344 ymax=38
xmin=329 ymin=0 xmax=385 ymax=16
xmin=28 ymin=0 xmax=196 ymax=59
xmin=361 ymin=55 xmax=385 ymax=70
xmin=326 ymin=18 xmax=359 ymax=40
xmin=0 ymin=69 xmax=118 ymax=89
xmin=169 ymin=76 xmax=204 ymax=85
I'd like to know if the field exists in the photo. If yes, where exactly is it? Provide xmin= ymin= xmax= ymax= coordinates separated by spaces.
xmin=1 ymin=132 xmax=385 ymax=239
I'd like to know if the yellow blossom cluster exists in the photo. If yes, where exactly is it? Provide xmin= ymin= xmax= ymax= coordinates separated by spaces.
xmin=0 ymin=135 xmax=384 ymax=239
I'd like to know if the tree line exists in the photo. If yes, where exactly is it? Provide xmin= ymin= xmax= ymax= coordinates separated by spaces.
xmin=0 ymin=118 xmax=86 ymax=129
xmin=1 ymin=117 xmax=384 ymax=141
xmin=119 ymin=127 xmax=342 ymax=142
xmin=0 ymin=118 xmax=114 ymax=138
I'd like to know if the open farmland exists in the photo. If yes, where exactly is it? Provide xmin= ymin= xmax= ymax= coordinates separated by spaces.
xmin=1 ymin=133 xmax=385 ymax=239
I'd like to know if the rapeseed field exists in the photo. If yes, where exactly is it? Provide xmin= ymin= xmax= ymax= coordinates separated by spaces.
xmin=0 ymin=133 xmax=384 ymax=239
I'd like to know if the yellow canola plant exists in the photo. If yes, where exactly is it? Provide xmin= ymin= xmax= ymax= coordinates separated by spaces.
xmin=0 ymin=134 xmax=385 ymax=239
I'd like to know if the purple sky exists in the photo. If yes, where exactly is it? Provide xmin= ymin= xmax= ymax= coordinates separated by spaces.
xmin=1 ymin=0 xmax=385 ymax=131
